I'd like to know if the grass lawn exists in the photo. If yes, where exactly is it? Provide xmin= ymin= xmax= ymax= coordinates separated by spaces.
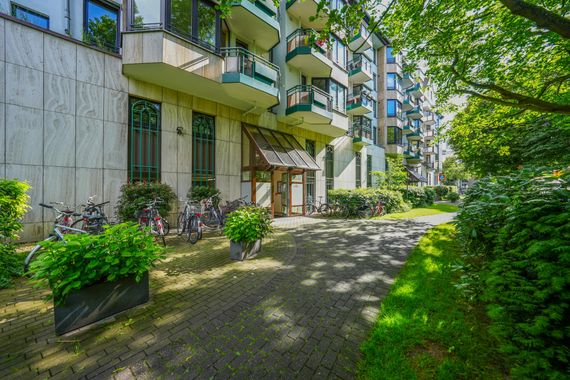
xmin=358 ymin=224 xmax=508 ymax=379
xmin=377 ymin=203 xmax=459 ymax=220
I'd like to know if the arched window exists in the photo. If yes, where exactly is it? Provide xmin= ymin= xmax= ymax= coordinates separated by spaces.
xmin=128 ymin=98 xmax=161 ymax=182
xmin=192 ymin=113 xmax=216 ymax=187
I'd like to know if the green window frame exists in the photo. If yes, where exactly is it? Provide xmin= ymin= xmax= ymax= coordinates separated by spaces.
xmin=192 ymin=112 xmax=216 ymax=188
xmin=306 ymin=140 xmax=316 ymax=202
xmin=367 ymin=155 xmax=372 ymax=187
xmin=355 ymin=152 xmax=361 ymax=188
xmin=128 ymin=97 xmax=161 ymax=183
xmin=325 ymin=145 xmax=334 ymax=201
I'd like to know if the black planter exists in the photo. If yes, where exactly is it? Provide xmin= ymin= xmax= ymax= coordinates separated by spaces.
xmin=230 ymin=240 xmax=262 ymax=261
xmin=54 ymin=272 xmax=149 ymax=335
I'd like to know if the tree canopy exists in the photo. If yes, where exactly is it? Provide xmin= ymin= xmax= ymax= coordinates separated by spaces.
xmin=442 ymin=156 xmax=473 ymax=183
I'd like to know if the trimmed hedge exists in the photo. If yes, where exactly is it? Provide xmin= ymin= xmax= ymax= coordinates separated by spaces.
xmin=455 ymin=167 xmax=570 ymax=378
xmin=328 ymin=188 xmax=410 ymax=215
xmin=399 ymin=187 xmax=435 ymax=208
xmin=116 ymin=182 xmax=177 ymax=222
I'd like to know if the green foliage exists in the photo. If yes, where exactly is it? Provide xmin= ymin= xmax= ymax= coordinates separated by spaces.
xmin=83 ymin=15 xmax=117 ymax=52
xmin=116 ymin=182 xmax=176 ymax=222
xmin=455 ymin=167 xmax=570 ymax=378
xmin=431 ymin=185 xmax=450 ymax=200
xmin=29 ymin=223 xmax=164 ymax=304
xmin=399 ymin=187 xmax=435 ymax=208
xmin=359 ymin=224 xmax=507 ymax=379
xmin=446 ymin=192 xmax=460 ymax=202
xmin=187 ymin=186 xmax=221 ymax=203
xmin=327 ymin=188 xmax=410 ymax=215
xmin=223 ymin=206 xmax=273 ymax=244
xmin=442 ymin=156 xmax=473 ymax=183
xmin=0 ymin=179 xmax=30 ymax=288
xmin=0 ymin=179 xmax=30 ymax=240
xmin=373 ymin=155 xmax=407 ymax=190
xmin=447 ymin=98 xmax=570 ymax=176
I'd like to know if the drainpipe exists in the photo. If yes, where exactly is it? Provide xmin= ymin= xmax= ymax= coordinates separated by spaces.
xmin=65 ymin=0 xmax=71 ymax=36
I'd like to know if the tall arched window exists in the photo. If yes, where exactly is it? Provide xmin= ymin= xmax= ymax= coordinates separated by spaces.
xmin=128 ymin=98 xmax=161 ymax=182
xmin=192 ymin=113 xmax=216 ymax=187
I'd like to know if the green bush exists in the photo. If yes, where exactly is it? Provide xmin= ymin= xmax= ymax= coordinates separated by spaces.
xmin=399 ymin=187 xmax=435 ymax=208
xmin=116 ymin=182 xmax=176 ymax=221
xmin=187 ymin=186 xmax=221 ymax=204
xmin=328 ymin=188 xmax=410 ymax=216
xmin=0 ymin=179 xmax=30 ymax=288
xmin=29 ymin=223 xmax=164 ymax=304
xmin=446 ymin=191 xmax=460 ymax=202
xmin=433 ymin=185 xmax=450 ymax=200
xmin=223 ymin=206 xmax=273 ymax=244
xmin=455 ymin=167 xmax=570 ymax=378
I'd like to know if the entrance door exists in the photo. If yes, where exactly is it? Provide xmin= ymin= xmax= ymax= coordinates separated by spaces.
xmin=281 ymin=172 xmax=289 ymax=216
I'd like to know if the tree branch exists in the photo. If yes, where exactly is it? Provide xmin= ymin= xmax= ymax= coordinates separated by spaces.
xmin=499 ymin=0 xmax=570 ymax=39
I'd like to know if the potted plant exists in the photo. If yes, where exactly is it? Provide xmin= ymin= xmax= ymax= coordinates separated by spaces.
xmin=29 ymin=223 xmax=164 ymax=335
xmin=223 ymin=206 xmax=273 ymax=261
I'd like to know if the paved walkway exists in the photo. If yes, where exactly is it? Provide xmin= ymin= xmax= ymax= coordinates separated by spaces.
xmin=0 ymin=214 xmax=454 ymax=379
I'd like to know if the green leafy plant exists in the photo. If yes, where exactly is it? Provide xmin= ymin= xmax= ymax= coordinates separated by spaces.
xmin=446 ymin=191 xmax=460 ymax=202
xmin=399 ymin=187 xmax=435 ymax=208
xmin=0 ymin=179 xmax=30 ymax=288
xmin=187 ymin=186 xmax=221 ymax=204
xmin=116 ymin=182 xmax=176 ymax=222
xmin=372 ymin=155 xmax=407 ymax=190
xmin=29 ymin=223 xmax=164 ymax=304
xmin=223 ymin=206 xmax=273 ymax=244
xmin=328 ymin=188 xmax=410 ymax=216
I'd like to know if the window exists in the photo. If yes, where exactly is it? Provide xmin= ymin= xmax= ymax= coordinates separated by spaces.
xmin=132 ymin=0 xmax=161 ymax=27
xmin=192 ymin=113 xmax=216 ymax=187
xmin=162 ymin=0 xmax=220 ymax=51
xmin=306 ymin=140 xmax=316 ymax=204
xmin=386 ymin=47 xmax=395 ymax=64
xmin=312 ymin=78 xmax=347 ymax=113
xmin=84 ymin=0 xmax=120 ymax=53
xmin=372 ymin=125 xmax=377 ymax=145
xmin=166 ymin=0 xmax=192 ymax=37
xmin=387 ymin=99 xmax=402 ymax=117
xmin=331 ymin=35 xmax=347 ymax=69
xmin=128 ymin=98 xmax=161 ymax=182
xmin=367 ymin=155 xmax=372 ymax=187
xmin=11 ymin=3 xmax=49 ymax=29
xmin=355 ymin=152 xmax=361 ymax=188
xmin=372 ymin=73 xmax=377 ymax=91
xmin=387 ymin=127 xmax=403 ymax=145
xmin=325 ymin=145 xmax=334 ymax=201
xmin=387 ymin=73 xmax=401 ymax=91
xmin=197 ymin=0 xmax=217 ymax=48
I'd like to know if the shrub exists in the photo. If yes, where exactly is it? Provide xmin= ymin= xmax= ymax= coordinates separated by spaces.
xmin=223 ymin=206 xmax=273 ymax=244
xmin=187 ymin=186 xmax=221 ymax=204
xmin=446 ymin=191 xmax=460 ymax=202
xmin=399 ymin=187 xmax=435 ymax=208
xmin=0 ymin=179 xmax=30 ymax=288
xmin=116 ymin=182 xmax=176 ymax=221
xmin=455 ymin=167 xmax=570 ymax=378
xmin=328 ymin=188 xmax=410 ymax=216
xmin=29 ymin=223 xmax=164 ymax=304
xmin=433 ymin=185 xmax=450 ymax=200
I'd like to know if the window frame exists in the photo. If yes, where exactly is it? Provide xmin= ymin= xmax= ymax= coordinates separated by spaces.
xmin=355 ymin=152 xmax=361 ymax=188
xmin=128 ymin=97 xmax=162 ymax=183
xmin=10 ymin=2 xmax=50 ymax=29
xmin=84 ymin=0 xmax=121 ymax=53
xmin=192 ymin=112 xmax=217 ymax=188
xmin=386 ymin=47 xmax=396 ymax=64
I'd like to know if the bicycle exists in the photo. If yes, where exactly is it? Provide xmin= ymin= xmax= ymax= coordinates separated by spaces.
xmin=198 ymin=196 xmax=225 ymax=233
xmin=306 ymin=196 xmax=332 ymax=217
xmin=176 ymin=199 xmax=202 ymax=244
xmin=24 ymin=203 xmax=86 ymax=272
xmin=368 ymin=199 xmax=386 ymax=218
xmin=71 ymin=195 xmax=109 ymax=234
xmin=137 ymin=198 xmax=167 ymax=247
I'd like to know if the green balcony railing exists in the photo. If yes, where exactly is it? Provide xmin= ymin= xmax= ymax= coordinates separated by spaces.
xmin=287 ymin=85 xmax=333 ymax=112
xmin=348 ymin=54 xmax=372 ymax=76
xmin=221 ymin=47 xmax=279 ymax=87
xmin=286 ymin=28 xmax=331 ymax=59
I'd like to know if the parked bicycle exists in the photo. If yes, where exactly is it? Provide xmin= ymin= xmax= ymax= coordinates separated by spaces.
xmin=306 ymin=195 xmax=332 ymax=217
xmin=71 ymin=195 xmax=109 ymax=234
xmin=198 ymin=196 xmax=226 ymax=233
xmin=137 ymin=198 xmax=167 ymax=246
xmin=24 ymin=203 xmax=86 ymax=272
xmin=176 ymin=199 xmax=202 ymax=244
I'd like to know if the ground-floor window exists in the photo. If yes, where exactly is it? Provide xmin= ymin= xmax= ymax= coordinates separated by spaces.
xmin=192 ymin=113 xmax=216 ymax=188
xmin=367 ymin=155 xmax=372 ymax=187
xmin=305 ymin=140 xmax=316 ymax=202
xmin=355 ymin=152 xmax=361 ymax=188
xmin=325 ymin=145 xmax=334 ymax=200
xmin=128 ymin=97 xmax=161 ymax=182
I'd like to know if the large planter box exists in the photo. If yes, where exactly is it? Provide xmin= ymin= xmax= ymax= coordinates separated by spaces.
xmin=230 ymin=240 xmax=261 ymax=261
xmin=54 ymin=272 xmax=149 ymax=335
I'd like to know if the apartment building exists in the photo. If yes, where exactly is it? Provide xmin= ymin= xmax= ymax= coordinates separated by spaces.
xmin=0 ymin=0 xmax=440 ymax=241
xmin=377 ymin=47 xmax=445 ymax=186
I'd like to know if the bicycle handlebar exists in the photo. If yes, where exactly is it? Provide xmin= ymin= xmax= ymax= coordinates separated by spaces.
xmin=39 ymin=203 xmax=53 ymax=209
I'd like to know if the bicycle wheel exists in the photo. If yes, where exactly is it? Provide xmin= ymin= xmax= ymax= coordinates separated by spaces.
xmin=177 ymin=212 xmax=185 ymax=235
xmin=306 ymin=203 xmax=315 ymax=215
xmin=24 ymin=235 xmax=57 ymax=273
xmin=151 ymin=220 xmax=166 ymax=247
xmin=70 ymin=219 xmax=86 ymax=232
xmin=186 ymin=215 xmax=201 ymax=244
xmin=162 ymin=219 xmax=170 ymax=236
xmin=318 ymin=203 xmax=331 ymax=217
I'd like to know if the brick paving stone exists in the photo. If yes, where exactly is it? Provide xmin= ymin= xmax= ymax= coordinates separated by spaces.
xmin=0 ymin=216 xmax=452 ymax=379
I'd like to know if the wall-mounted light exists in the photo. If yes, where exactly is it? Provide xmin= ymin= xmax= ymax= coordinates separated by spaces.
xmin=176 ymin=127 xmax=183 ymax=135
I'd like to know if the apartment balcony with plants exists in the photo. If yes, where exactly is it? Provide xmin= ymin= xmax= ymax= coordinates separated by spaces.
xmin=351 ymin=116 xmax=373 ymax=146
xmin=286 ymin=29 xmax=335 ymax=77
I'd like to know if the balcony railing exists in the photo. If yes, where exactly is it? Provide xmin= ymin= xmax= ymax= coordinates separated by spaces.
xmin=286 ymin=28 xmax=331 ymax=59
xmin=287 ymin=85 xmax=332 ymax=112
xmin=221 ymin=47 xmax=279 ymax=87
xmin=348 ymin=54 xmax=372 ymax=74
xmin=351 ymin=116 xmax=372 ymax=140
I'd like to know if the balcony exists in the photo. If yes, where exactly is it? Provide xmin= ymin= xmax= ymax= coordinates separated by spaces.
xmin=403 ymin=124 xmax=414 ymax=135
xmin=348 ymin=25 xmax=372 ymax=53
xmin=406 ymin=83 xmax=423 ymax=98
xmin=286 ymin=0 xmax=327 ymax=29
xmin=286 ymin=85 xmax=333 ymax=124
xmin=347 ymin=92 xmax=373 ymax=115
xmin=401 ymin=72 xmax=414 ymax=89
xmin=348 ymin=54 xmax=373 ymax=85
xmin=423 ymin=112 xmax=436 ymax=126
xmin=286 ymin=29 xmax=334 ymax=77
xmin=407 ymin=129 xmax=424 ymax=141
xmin=424 ymin=146 xmax=436 ymax=155
xmin=424 ymin=130 xmax=435 ymax=140
xmin=406 ymin=153 xmax=422 ymax=165
xmin=351 ymin=116 xmax=373 ymax=146
xmin=221 ymin=48 xmax=279 ymax=109
xmin=226 ymin=0 xmax=280 ymax=51
xmin=406 ymin=106 xmax=424 ymax=120
xmin=402 ymin=97 xmax=413 ymax=112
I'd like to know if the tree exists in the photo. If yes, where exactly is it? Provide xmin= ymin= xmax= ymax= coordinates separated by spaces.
xmin=442 ymin=156 xmax=473 ymax=183
xmin=372 ymin=155 xmax=407 ymax=190
xmin=445 ymin=97 xmax=570 ymax=176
